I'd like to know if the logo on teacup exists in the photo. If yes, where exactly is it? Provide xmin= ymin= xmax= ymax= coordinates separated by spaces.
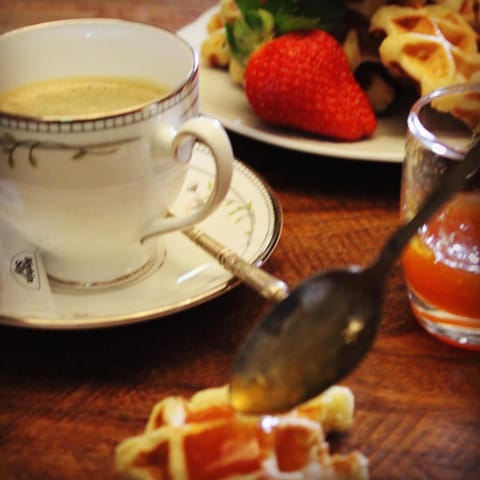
xmin=10 ymin=251 xmax=41 ymax=290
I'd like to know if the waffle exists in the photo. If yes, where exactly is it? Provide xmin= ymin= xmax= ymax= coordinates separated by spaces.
xmin=115 ymin=385 xmax=369 ymax=479
xmin=433 ymin=87 xmax=480 ymax=130
xmin=434 ymin=0 xmax=480 ymax=30
xmin=370 ymin=4 xmax=480 ymax=94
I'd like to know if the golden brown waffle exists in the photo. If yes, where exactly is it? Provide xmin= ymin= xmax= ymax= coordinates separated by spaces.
xmin=370 ymin=4 xmax=480 ymax=94
xmin=115 ymin=385 xmax=369 ymax=479
xmin=434 ymin=0 xmax=480 ymax=31
xmin=433 ymin=87 xmax=480 ymax=129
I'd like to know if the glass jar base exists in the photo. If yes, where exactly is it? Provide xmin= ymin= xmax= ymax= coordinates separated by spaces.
xmin=409 ymin=293 xmax=480 ymax=351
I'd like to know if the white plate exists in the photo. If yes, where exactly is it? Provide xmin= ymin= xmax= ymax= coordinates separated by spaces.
xmin=0 ymin=146 xmax=282 ymax=330
xmin=178 ymin=8 xmax=409 ymax=163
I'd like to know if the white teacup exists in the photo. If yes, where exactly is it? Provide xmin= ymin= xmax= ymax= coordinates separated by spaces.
xmin=0 ymin=19 xmax=233 ymax=289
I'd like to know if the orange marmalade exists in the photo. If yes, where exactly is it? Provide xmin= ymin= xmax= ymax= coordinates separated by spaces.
xmin=402 ymin=192 xmax=480 ymax=347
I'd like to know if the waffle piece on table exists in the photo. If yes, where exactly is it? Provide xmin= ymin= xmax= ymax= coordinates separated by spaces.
xmin=115 ymin=385 xmax=368 ymax=479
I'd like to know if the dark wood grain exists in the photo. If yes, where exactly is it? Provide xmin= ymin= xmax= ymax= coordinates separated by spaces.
xmin=1 ymin=2 xmax=479 ymax=479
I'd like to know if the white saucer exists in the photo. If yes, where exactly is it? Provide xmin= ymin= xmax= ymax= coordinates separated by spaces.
xmin=0 ymin=146 xmax=282 ymax=330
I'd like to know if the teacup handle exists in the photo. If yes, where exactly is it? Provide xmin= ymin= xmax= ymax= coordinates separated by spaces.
xmin=140 ymin=117 xmax=234 ymax=242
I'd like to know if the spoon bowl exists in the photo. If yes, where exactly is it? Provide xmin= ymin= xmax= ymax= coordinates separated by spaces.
xmin=231 ymin=265 xmax=382 ymax=413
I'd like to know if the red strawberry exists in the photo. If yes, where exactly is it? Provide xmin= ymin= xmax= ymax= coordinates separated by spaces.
xmin=244 ymin=30 xmax=377 ymax=141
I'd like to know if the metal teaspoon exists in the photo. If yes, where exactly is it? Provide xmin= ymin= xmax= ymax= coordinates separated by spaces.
xmin=229 ymin=138 xmax=480 ymax=415
xmin=180 ymin=224 xmax=289 ymax=302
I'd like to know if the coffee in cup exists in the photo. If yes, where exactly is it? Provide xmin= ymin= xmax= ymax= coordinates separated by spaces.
xmin=0 ymin=75 xmax=170 ymax=118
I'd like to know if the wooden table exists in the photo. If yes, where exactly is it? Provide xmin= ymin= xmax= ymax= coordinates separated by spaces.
xmin=1 ymin=1 xmax=479 ymax=479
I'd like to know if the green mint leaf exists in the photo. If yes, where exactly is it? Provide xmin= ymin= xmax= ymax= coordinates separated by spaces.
xmin=226 ymin=9 xmax=275 ymax=64
xmin=227 ymin=1 xmax=347 ymax=65
xmin=274 ymin=13 xmax=320 ymax=34
xmin=236 ymin=0 xmax=346 ymax=33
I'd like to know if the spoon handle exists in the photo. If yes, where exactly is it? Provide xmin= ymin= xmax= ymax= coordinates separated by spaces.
xmin=375 ymin=138 xmax=480 ymax=274
xmin=181 ymin=225 xmax=289 ymax=302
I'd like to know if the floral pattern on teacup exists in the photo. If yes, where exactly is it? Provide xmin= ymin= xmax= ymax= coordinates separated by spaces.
xmin=0 ymin=132 xmax=140 ymax=168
